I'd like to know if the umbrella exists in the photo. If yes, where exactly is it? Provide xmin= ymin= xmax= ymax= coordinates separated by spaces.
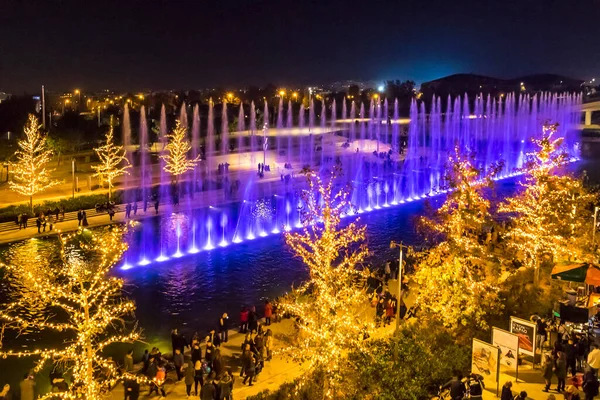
xmin=551 ymin=263 xmax=600 ymax=286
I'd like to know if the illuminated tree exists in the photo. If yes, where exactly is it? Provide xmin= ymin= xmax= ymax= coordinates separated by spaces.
xmin=160 ymin=119 xmax=200 ymax=184
xmin=500 ymin=122 xmax=596 ymax=281
xmin=9 ymin=114 xmax=60 ymax=210
xmin=0 ymin=227 xmax=143 ymax=399
xmin=92 ymin=118 xmax=131 ymax=200
xmin=280 ymin=167 xmax=371 ymax=399
xmin=413 ymin=147 xmax=504 ymax=331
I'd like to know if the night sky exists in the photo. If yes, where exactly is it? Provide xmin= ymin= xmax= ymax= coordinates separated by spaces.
xmin=0 ymin=0 xmax=598 ymax=92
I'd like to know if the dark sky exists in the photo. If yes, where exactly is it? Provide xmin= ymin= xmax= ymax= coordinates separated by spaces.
xmin=1 ymin=0 xmax=599 ymax=93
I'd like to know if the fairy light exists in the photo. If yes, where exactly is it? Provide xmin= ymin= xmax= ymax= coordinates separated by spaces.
xmin=500 ymin=122 xmax=597 ymax=278
xmin=252 ymin=199 xmax=274 ymax=220
xmin=414 ymin=146 xmax=503 ymax=329
xmin=9 ymin=114 xmax=60 ymax=210
xmin=160 ymin=119 xmax=200 ymax=183
xmin=279 ymin=167 xmax=372 ymax=399
xmin=0 ymin=226 xmax=145 ymax=399
xmin=92 ymin=117 xmax=131 ymax=200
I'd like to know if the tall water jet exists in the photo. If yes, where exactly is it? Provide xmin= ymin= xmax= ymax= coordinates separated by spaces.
xmin=287 ymin=100 xmax=293 ymax=163
xmin=206 ymin=99 xmax=215 ymax=188
xmin=121 ymin=103 xmax=132 ymax=202
xmin=221 ymin=100 xmax=229 ymax=156
xmin=179 ymin=103 xmax=188 ymax=129
xmin=191 ymin=105 xmax=201 ymax=195
xmin=250 ymin=101 xmax=257 ymax=164
xmin=159 ymin=104 xmax=170 ymax=203
xmin=237 ymin=104 xmax=245 ymax=165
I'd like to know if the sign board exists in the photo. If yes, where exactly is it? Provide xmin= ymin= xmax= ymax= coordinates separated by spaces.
xmin=472 ymin=338 xmax=500 ymax=395
xmin=492 ymin=327 xmax=519 ymax=374
xmin=509 ymin=317 xmax=537 ymax=357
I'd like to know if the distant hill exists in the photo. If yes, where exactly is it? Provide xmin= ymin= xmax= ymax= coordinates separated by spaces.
xmin=420 ymin=73 xmax=583 ymax=98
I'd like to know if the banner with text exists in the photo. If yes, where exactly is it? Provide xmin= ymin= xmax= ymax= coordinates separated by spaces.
xmin=492 ymin=327 xmax=519 ymax=373
xmin=509 ymin=316 xmax=536 ymax=357
xmin=471 ymin=338 xmax=500 ymax=393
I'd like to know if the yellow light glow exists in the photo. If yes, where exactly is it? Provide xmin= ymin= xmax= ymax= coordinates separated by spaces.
xmin=292 ymin=92 xmax=298 ymax=98
xmin=279 ymin=90 xmax=285 ymax=96
xmin=227 ymin=92 xmax=233 ymax=99
xmin=74 ymin=89 xmax=80 ymax=94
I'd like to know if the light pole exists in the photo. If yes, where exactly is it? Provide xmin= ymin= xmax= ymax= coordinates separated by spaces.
xmin=390 ymin=240 xmax=408 ymax=332
xmin=72 ymin=158 xmax=76 ymax=198
xmin=262 ymin=122 xmax=268 ymax=167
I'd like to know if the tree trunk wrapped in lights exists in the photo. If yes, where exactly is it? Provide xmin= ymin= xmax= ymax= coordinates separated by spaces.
xmin=280 ymin=167 xmax=371 ymax=399
xmin=414 ymin=146 xmax=504 ymax=331
xmin=160 ymin=119 xmax=200 ymax=185
xmin=0 ymin=227 xmax=143 ymax=399
xmin=9 ymin=114 xmax=60 ymax=210
xmin=92 ymin=118 xmax=131 ymax=200
xmin=500 ymin=122 xmax=597 ymax=279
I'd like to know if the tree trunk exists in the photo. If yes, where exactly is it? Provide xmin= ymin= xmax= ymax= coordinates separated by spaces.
xmin=29 ymin=195 xmax=33 ymax=213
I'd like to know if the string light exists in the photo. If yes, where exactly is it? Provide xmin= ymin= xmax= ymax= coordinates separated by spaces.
xmin=500 ymin=122 xmax=596 ymax=277
xmin=414 ymin=146 xmax=503 ymax=329
xmin=278 ymin=167 xmax=372 ymax=399
xmin=160 ymin=119 xmax=200 ymax=183
xmin=92 ymin=117 xmax=131 ymax=200
xmin=9 ymin=114 xmax=60 ymax=210
xmin=0 ymin=226 xmax=144 ymax=399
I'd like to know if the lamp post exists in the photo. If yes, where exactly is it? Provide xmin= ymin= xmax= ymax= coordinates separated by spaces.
xmin=72 ymin=158 xmax=76 ymax=198
xmin=390 ymin=240 xmax=408 ymax=332
xmin=262 ymin=123 xmax=268 ymax=167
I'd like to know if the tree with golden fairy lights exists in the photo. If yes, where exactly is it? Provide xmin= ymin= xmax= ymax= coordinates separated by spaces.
xmin=413 ymin=146 xmax=504 ymax=331
xmin=500 ymin=122 xmax=596 ymax=282
xmin=160 ymin=119 xmax=200 ymax=185
xmin=280 ymin=167 xmax=371 ymax=399
xmin=0 ymin=226 xmax=142 ymax=399
xmin=92 ymin=117 xmax=131 ymax=200
xmin=9 ymin=114 xmax=60 ymax=210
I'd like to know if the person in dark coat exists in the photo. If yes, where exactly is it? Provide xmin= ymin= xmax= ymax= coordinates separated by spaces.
xmin=556 ymin=351 xmax=568 ymax=392
xmin=184 ymin=361 xmax=195 ymax=397
xmin=218 ymin=313 xmax=229 ymax=343
xmin=82 ymin=210 xmax=88 ymax=226
xmin=173 ymin=348 xmax=184 ymax=381
xmin=191 ymin=343 xmax=202 ymax=365
xmin=123 ymin=377 xmax=140 ymax=400
xmin=248 ymin=306 xmax=258 ymax=334
xmin=77 ymin=209 xmax=83 ymax=226
xmin=141 ymin=349 xmax=150 ymax=374
xmin=22 ymin=214 xmax=29 ymax=228
xmin=217 ymin=372 xmax=233 ymax=400
xmin=212 ymin=349 xmax=224 ymax=378
xmin=242 ymin=354 xmax=256 ymax=386
xmin=441 ymin=372 xmax=465 ymax=400
xmin=200 ymin=372 xmax=217 ymax=400
xmin=543 ymin=354 xmax=555 ymax=392
xmin=500 ymin=381 xmax=513 ymax=400
xmin=566 ymin=339 xmax=578 ymax=376
xmin=583 ymin=369 xmax=600 ymax=400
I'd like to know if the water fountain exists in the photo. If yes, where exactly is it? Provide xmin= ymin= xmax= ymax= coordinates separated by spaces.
xmin=118 ymin=92 xmax=582 ymax=268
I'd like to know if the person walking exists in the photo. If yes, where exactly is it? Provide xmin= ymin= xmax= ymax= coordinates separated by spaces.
xmin=543 ymin=354 xmax=555 ymax=392
xmin=125 ymin=203 xmax=132 ymax=219
xmin=184 ymin=360 xmax=195 ymax=397
xmin=264 ymin=301 xmax=273 ymax=326
xmin=218 ymin=313 xmax=229 ymax=343
xmin=35 ymin=216 xmax=42 ymax=233
xmin=124 ymin=349 xmax=134 ymax=373
xmin=173 ymin=348 xmax=184 ymax=381
xmin=500 ymin=381 xmax=513 ymax=400
xmin=19 ymin=374 xmax=35 ymax=400
xmin=133 ymin=202 xmax=138 ymax=216
xmin=77 ymin=209 xmax=83 ymax=226
xmin=143 ymin=199 xmax=148 ymax=213
xmin=22 ymin=214 xmax=29 ymax=228
xmin=108 ymin=208 xmax=115 ymax=221
xmin=583 ymin=369 xmax=600 ymax=400
xmin=148 ymin=362 xmax=166 ymax=397
xmin=154 ymin=200 xmax=159 ymax=215
xmin=557 ymin=351 xmax=568 ymax=392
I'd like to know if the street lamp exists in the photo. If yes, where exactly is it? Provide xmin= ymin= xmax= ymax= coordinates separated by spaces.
xmin=390 ymin=240 xmax=408 ymax=332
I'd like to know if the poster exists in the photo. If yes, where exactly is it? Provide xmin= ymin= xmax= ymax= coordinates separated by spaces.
xmin=471 ymin=338 xmax=500 ymax=389
xmin=492 ymin=327 xmax=519 ymax=373
xmin=510 ymin=317 xmax=536 ymax=357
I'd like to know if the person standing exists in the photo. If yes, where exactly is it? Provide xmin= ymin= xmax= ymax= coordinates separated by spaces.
xmin=200 ymin=372 xmax=216 ymax=400
xmin=212 ymin=349 xmax=224 ymax=378
xmin=184 ymin=360 xmax=195 ymax=397
xmin=125 ymin=203 xmax=132 ymax=219
xmin=557 ymin=351 xmax=568 ymax=392
xmin=154 ymin=200 xmax=159 ymax=215
xmin=173 ymin=348 xmax=184 ymax=381
xmin=143 ymin=199 xmax=148 ymax=213
xmin=107 ymin=208 xmax=114 ymax=221
xmin=124 ymin=349 xmax=134 ymax=373
xmin=384 ymin=261 xmax=391 ymax=284
xmin=148 ymin=363 xmax=166 ymax=397
xmin=588 ymin=345 xmax=600 ymax=374
xmin=242 ymin=354 xmax=256 ymax=386
xmin=217 ymin=371 xmax=233 ymax=400
xmin=193 ymin=360 xmax=203 ymax=396
xmin=248 ymin=306 xmax=258 ymax=334
xmin=264 ymin=329 xmax=273 ymax=361
xmin=82 ymin=210 xmax=89 ymax=226
xmin=500 ymin=381 xmax=513 ymax=400
xmin=219 ymin=313 xmax=229 ymax=343
xmin=543 ymin=354 xmax=555 ymax=392
xmin=133 ymin=202 xmax=138 ymax=216
xmin=264 ymin=301 xmax=273 ymax=326
xmin=583 ymin=368 xmax=600 ymax=400
xmin=77 ymin=209 xmax=83 ymax=226
xmin=124 ymin=377 xmax=140 ymax=400
xmin=191 ymin=343 xmax=202 ymax=365
xmin=467 ymin=373 xmax=484 ymax=400
xmin=240 ymin=307 xmax=249 ymax=333
xmin=19 ymin=374 xmax=35 ymax=400
xmin=35 ymin=216 xmax=42 ymax=233
xmin=22 ymin=214 xmax=29 ymax=228
xmin=141 ymin=349 xmax=150 ymax=375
